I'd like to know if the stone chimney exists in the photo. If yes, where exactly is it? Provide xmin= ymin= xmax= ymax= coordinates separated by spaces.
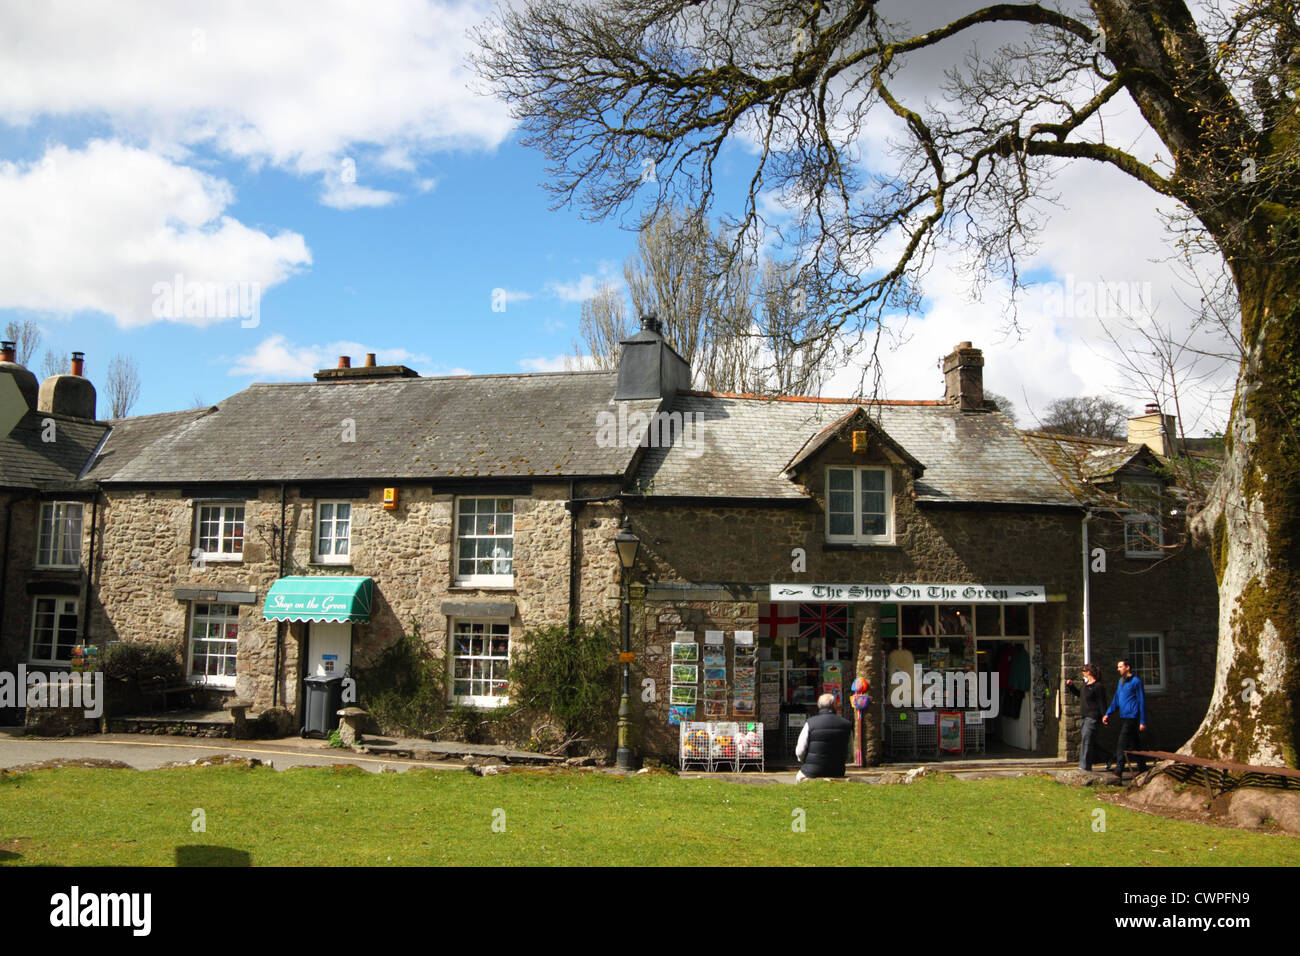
xmin=313 ymin=352 xmax=419 ymax=383
xmin=614 ymin=313 xmax=692 ymax=401
xmin=1128 ymin=403 xmax=1179 ymax=456
xmin=943 ymin=342 xmax=985 ymax=411
xmin=38 ymin=351 xmax=97 ymax=420
xmin=0 ymin=339 xmax=39 ymax=410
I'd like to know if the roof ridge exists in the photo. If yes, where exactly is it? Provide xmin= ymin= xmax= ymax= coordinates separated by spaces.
xmin=107 ymin=407 xmax=212 ymax=423
xmin=1020 ymin=429 xmax=1129 ymax=447
xmin=681 ymin=390 xmax=945 ymax=406
xmin=246 ymin=369 xmax=615 ymax=388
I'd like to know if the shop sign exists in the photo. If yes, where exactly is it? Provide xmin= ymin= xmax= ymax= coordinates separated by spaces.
xmin=770 ymin=583 xmax=1046 ymax=604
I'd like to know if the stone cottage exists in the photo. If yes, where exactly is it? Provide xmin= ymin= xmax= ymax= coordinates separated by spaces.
xmin=0 ymin=330 xmax=1219 ymax=764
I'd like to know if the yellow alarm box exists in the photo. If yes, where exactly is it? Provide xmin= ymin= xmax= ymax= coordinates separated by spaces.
xmin=383 ymin=487 xmax=398 ymax=511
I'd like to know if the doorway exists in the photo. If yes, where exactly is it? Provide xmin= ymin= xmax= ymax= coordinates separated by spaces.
xmin=307 ymin=622 xmax=352 ymax=678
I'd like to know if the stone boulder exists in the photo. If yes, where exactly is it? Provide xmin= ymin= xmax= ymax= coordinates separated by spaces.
xmin=1226 ymin=789 xmax=1300 ymax=835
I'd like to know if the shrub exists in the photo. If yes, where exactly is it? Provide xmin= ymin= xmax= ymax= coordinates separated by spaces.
xmin=349 ymin=624 xmax=449 ymax=737
xmin=101 ymin=641 xmax=184 ymax=684
xmin=508 ymin=616 xmax=620 ymax=743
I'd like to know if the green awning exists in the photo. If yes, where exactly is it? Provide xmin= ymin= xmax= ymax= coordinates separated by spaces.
xmin=262 ymin=576 xmax=373 ymax=623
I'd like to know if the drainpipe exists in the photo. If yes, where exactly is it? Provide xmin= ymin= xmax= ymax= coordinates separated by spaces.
xmin=0 ymin=495 xmax=19 ymax=662
xmin=567 ymin=480 xmax=577 ymax=635
xmin=273 ymin=482 xmax=287 ymax=707
xmin=80 ymin=494 xmax=99 ymax=645
xmin=1081 ymin=510 xmax=1092 ymax=665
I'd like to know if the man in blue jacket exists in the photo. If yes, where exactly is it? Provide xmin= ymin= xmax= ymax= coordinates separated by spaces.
xmin=1102 ymin=659 xmax=1148 ymax=782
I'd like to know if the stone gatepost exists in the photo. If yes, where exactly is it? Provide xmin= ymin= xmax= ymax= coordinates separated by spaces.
xmin=855 ymin=606 xmax=884 ymax=765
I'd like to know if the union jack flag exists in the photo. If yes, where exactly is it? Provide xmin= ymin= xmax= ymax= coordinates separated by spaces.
xmin=799 ymin=604 xmax=848 ymax=641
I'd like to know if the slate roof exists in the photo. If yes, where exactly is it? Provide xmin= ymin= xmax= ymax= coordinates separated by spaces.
xmin=1018 ymin=431 xmax=1168 ymax=503
xmin=83 ymin=408 xmax=217 ymax=483
xmin=86 ymin=372 xmax=661 ymax=483
xmin=0 ymin=409 xmax=108 ymax=491
xmin=633 ymin=392 xmax=1082 ymax=506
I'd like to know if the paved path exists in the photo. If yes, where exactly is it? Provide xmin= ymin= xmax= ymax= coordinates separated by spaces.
xmin=0 ymin=729 xmax=1080 ymax=783
xmin=0 ymin=729 xmax=464 ymax=774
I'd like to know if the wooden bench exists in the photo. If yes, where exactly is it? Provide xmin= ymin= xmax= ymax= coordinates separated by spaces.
xmin=1128 ymin=750 xmax=1300 ymax=797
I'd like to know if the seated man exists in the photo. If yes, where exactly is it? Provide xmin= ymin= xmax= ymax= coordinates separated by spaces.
xmin=795 ymin=693 xmax=853 ymax=781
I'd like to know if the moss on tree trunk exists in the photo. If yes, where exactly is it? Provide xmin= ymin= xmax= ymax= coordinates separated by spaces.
xmin=1189 ymin=262 xmax=1300 ymax=766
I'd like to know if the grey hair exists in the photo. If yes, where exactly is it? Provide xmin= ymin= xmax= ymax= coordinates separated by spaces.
xmin=818 ymin=693 xmax=835 ymax=709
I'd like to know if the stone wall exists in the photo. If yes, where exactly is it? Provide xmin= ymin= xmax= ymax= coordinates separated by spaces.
xmin=1078 ymin=508 xmax=1218 ymax=754
xmin=88 ymin=481 xmax=626 ymax=716
xmin=0 ymin=493 xmax=96 ymax=670
xmin=624 ymin=434 xmax=1087 ymax=761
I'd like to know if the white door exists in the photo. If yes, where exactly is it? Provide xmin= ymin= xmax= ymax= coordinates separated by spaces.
xmin=1001 ymin=640 xmax=1033 ymax=750
xmin=308 ymin=622 xmax=352 ymax=677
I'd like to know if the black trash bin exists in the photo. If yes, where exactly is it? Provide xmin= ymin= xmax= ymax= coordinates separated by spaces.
xmin=302 ymin=674 xmax=345 ymax=739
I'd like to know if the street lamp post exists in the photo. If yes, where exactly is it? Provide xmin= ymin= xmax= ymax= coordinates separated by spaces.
xmin=614 ymin=518 xmax=641 ymax=772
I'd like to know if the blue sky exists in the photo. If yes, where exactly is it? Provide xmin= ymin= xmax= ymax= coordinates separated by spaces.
xmin=0 ymin=1 xmax=1236 ymax=433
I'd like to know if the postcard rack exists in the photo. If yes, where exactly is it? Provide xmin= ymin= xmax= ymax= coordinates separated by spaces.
xmin=679 ymin=721 xmax=765 ymax=772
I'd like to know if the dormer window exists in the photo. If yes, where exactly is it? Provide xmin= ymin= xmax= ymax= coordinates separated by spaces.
xmin=826 ymin=467 xmax=893 ymax=544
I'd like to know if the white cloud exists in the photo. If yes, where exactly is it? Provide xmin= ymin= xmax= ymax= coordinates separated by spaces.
xmin=545 ymin=263 xmax=623 ymax=302
xmin=816 ymin=162 xmax=1235 ymax=436
xmin=0 ymin=0 xmax=513 ymax=192
xmin=229 ymin=335 xmax=431 ymax=379
xmin=320 ymin=181 xmax=400 ymax=210
xmin=0 ymin=140 xmax=310 ymax=327
xmin=519 ymin=353 xmax=591 ymax=372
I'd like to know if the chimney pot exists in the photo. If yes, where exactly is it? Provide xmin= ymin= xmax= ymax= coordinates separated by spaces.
xmin=338 ymin=355 xmax=351 ymax=369
xmin=71 ymin=351 xmax=85 ymax=377
xmin=640 ymin=313 xmax=663 ymax=335
xmin=1145 ymin=402 xmax=1160 ymax=415
xmin=364 ymin=353 xmax=376 ymax=367
xmin=0 ymin=340 xmax=14 ymax=363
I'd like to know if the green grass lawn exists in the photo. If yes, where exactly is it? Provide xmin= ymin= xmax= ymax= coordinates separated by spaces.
xmin=2 ymin=765 xmax=1296 ymax=866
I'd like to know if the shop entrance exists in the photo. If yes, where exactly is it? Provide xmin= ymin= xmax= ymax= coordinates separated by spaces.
xmin=756 ymin=603 xmax=855 ymax=764
xmin=882 ymin=601 xmax=1036 ymax=761
xmin=307 ymin=621 xmax=352 ymax=677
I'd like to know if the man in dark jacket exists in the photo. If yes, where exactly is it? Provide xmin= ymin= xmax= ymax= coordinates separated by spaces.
xmin=795 ymin=694 xmax=854 ymax=781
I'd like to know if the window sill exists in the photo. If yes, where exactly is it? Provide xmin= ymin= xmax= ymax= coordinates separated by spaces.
xmin=448 ymin=585 xmax=517 ymax=593
xmin=310 ymin=561 xmax=354 ymax=568
xmin=822 ymin=542 xmax=902 ymax=551
xmin=1123 ymin=551 xmax=1164 ymax=560
xmin=449 ymin=698 xmax=511 ymax=710
xmin=33 ymin=564 xmax=81 ymax=572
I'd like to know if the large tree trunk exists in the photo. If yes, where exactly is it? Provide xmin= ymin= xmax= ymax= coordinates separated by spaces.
xmin=1188 ymin=261 xmax=1300 ymax=767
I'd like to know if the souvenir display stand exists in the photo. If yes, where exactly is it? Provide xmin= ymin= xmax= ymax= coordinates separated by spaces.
xmin=679 ymin=721 xmax=765 ymax=772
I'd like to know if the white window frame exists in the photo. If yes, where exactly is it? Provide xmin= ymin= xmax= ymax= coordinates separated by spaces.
xmin=29 ymin=596 xmax=80 ymax=664
xmin=449 ymin=619 xmax=511 ymax=708
xmin=454 ymin=497 xmax=514 ymax=586
xmin=314 ymin=500 xmax=353 ymax=564
xmin=825 ymin=466 xmax=893 ymax=544
xmin=194 ymin=503 xmax=245 ymax=563
xmin=1127 ymin=632 xmax=1166 ymax=693
xmin=36 ymin=501 xmax=84 ymax=569
xmin=1122 ymin=481 xmax=1164 ymax=558
xmin=187 ymin=602 xmax=239 ymax=688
